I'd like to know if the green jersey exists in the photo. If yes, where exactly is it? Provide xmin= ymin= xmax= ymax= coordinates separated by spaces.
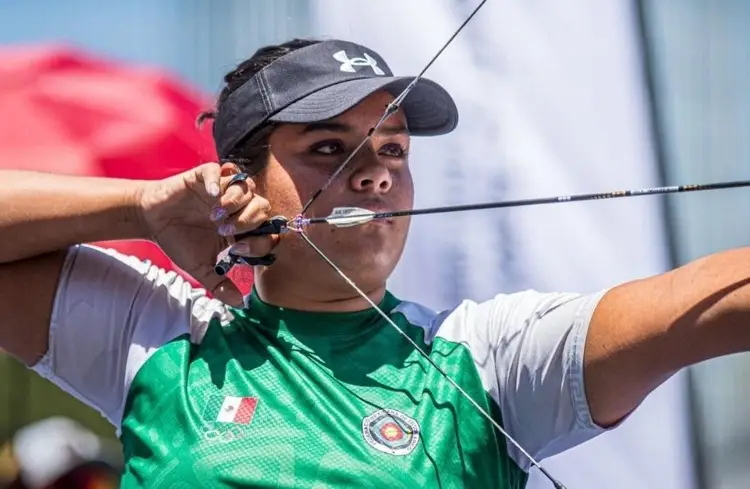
xmin=33 ymin=245 xmax=608 ymax=488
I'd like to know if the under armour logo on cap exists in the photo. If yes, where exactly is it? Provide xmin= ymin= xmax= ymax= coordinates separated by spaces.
xmin=332 ymin=50 xmax=385 ymax=76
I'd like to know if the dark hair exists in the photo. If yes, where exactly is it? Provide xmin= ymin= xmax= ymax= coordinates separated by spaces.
xmin=198 ymin=38 xmax=321 ymax=174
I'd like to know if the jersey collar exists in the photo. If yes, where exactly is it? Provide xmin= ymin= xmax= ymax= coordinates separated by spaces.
xmin=243 ymin=288 xmax=401 ymax=338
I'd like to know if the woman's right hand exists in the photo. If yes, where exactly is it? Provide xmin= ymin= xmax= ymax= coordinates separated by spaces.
xmin=138 ymin=161 xmax=281 ymax=306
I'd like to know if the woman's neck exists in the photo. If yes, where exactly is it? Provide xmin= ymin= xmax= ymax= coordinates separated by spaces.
xmin=253 ymin=265 xmax=387 ymax=313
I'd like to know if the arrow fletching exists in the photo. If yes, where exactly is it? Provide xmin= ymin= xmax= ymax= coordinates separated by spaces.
xmin=325 ymin=207 xmax=376 ymax=227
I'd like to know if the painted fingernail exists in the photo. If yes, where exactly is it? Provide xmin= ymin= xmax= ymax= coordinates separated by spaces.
xmin=208 ymin=183 xmax=221 ymax=197
xmin=210 ymin=207 xmax=227 ymax=221
xmin=230 ymin=242 xmax=251 ymax=256
xmin=218 ymin=224 xmax=236 ymax=236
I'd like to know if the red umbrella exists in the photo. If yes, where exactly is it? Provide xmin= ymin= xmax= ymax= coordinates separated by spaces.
xmin=0 ymin=44 xmax=254 ymax=295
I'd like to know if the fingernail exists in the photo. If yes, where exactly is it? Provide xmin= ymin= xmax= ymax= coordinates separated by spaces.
xmin=219 ymin=224 xmax=236 ymax=236
xmin=208 ymin=183 xmax=221 ymax=197
xmin=230 ymin=242 xmax=251 ymax=256
xmin=210 ymin=207 xmax=227 ymax=221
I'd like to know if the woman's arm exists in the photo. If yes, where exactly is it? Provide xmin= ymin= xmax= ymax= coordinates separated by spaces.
xmin=585 ymin=246 xmax=750 ymax=427
xmin=0 ymin=170 xmax=147 ymax=263
xmin=0 ymin=163 xmax=255 ymax=365
xmin=0 ymin=251 xmax=68 ymax=364
xmin=0 ymin=170 xmax=149 ymax=364
xmin=427 ymin=250 xmax=750 ymax=467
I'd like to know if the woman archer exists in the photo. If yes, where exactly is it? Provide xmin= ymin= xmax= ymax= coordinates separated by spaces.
xmin=1 ymin=38 xmax=749 ymax=488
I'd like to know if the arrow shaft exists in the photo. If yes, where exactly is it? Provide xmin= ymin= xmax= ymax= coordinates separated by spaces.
xmin=307 ymin=180 xmax=750 ymax=226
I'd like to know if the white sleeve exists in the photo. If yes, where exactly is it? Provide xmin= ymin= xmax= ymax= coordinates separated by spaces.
xmin=428 ymin=289 xmax=610 ymax=471
xmin=30 ymin=244 xmax=232 ymax=429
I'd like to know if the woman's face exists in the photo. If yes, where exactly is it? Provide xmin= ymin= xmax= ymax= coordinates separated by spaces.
xmin=253 ymin=90 xmax=414 ymax=295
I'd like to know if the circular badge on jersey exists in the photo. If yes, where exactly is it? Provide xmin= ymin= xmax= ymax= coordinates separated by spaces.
xmin=362 ymin=409 xmax=420 ymax=456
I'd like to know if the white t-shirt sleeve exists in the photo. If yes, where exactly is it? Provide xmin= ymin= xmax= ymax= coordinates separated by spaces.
xmin=428 ymin=289 xmax=610 ymax=471
xmin=31 ymin=244 xmax=232 ymax=429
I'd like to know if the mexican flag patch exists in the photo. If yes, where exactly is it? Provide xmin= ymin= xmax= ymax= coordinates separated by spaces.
xmin=203 ymin=395 xmax=258 ymax=425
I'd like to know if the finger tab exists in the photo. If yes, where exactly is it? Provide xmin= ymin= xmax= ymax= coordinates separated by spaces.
xmin=230 ymin=242 xmax=251 ymax=256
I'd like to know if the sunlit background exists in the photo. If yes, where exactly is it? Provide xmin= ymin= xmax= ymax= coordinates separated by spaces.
xmin=1 ymin=1 xmax=749 ymax=488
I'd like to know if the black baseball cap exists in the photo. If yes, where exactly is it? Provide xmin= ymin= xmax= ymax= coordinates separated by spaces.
xmin=213 ymin=39 xmax=459 ymax=159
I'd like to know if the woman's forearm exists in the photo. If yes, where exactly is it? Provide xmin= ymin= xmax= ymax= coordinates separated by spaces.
xmin=0 ymin=170 xmax=148 ymax=263
xmin=584 ymin=246 xmax=750 ymax=427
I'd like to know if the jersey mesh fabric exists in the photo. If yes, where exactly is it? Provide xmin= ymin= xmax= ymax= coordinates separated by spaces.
xmin=119 ymin=290 xmax=528 ymax=488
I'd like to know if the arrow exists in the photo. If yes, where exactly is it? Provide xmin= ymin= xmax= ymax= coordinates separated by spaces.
xmin=300 ymin=180 xmax=750 ymax=229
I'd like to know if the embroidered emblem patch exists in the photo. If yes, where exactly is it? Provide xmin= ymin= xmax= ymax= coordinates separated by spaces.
xmin=362 ymin=409 xmax=420 ymax=456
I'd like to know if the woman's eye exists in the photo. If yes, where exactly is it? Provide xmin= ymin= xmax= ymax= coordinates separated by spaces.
xmin=309 ymin=141 xmax=407 ymax=158
xmin=379 ymin=143 xmax=407 ymax=158
xmin=311 ymin=141 xmax=345 ymax=155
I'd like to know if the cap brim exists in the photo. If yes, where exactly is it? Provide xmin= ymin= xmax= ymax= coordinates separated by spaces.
xmin=268 ymin=76 xmax=458 ymax=136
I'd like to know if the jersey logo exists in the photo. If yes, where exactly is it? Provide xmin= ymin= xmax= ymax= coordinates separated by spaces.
xmin=362 ymin=409 xmax=420 ymax=456
xmin=201 ymin=395 xmax=258 ymax=443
